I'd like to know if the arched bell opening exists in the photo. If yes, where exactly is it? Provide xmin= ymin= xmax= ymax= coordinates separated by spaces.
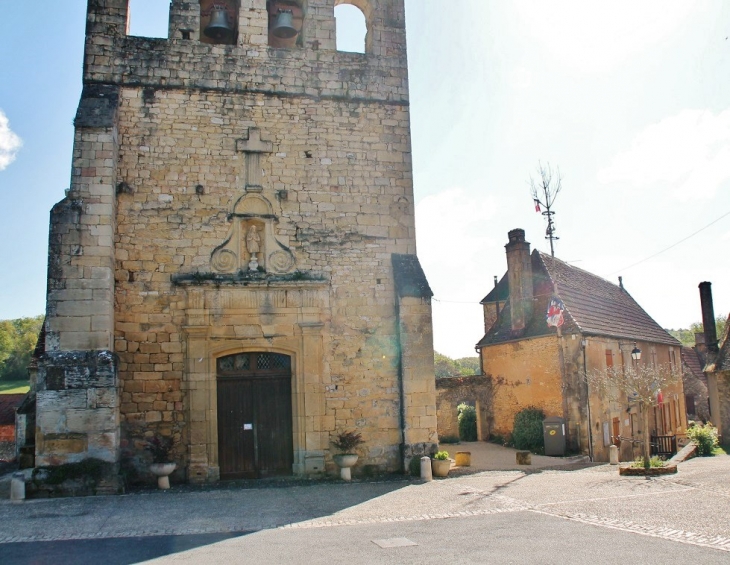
xmin=268 ymin=0 xmax=305 ymax=48
xmin=200 ymin=0 xmax=240 ymax=45
xmin=334 ymin=0 xmax=372 ymax=54
xmin=334 ymin=2 xmax=368 ymax=54
xmin=216 ymin=352 xmax=294 ymax=479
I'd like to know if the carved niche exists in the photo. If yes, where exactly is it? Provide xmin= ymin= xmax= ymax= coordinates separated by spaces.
xmin=210 ymin=193 xmax=296 ymax=274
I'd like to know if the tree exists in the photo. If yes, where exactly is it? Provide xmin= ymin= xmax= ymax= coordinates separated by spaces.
xmin=0 ymin=316 xmax=43 ymax=381
xmin=586 ymin=363 xmax=681 ymax=466
xmin=667 ymin=314 xmax=727 ymax=347
xmin=434 ymin=352 xmax=480 ymax=378
xmin=529 ymin=162 xmax=562 ymax=257
xmin=455 ymin=357 xmax=480 ymax=375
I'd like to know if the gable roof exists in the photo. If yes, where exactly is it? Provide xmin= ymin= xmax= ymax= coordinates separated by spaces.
xmin=682 ymin=346 xmax=707 ymax=385
xmin=481 ymin=274 xmax=508 ymax=304
xmin=477 ymin=250 xmax=680 ymax=348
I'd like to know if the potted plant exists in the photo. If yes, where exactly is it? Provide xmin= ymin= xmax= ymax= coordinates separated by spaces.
xmin=145 ymin=435 xmax=176 ymax=490
xmin=431 ymin=450 xmax=451 ymax=478
xmin=331 ymin=430 xmax=364 ymax=481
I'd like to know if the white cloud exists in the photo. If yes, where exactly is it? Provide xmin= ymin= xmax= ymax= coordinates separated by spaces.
xmin=598 ymin=108 xmax=730 ymax=200
xmin=0 ymin=109 xmax=22 ymax=171
xmin=514 ymin=0 xmax=698 ymax=72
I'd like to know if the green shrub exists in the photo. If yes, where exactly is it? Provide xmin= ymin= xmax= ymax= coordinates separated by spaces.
xmin=686 ymin=422 xmax=719 ymax=456
xmin=438 ymin=434 xmax=460 ymax=444
xmin=630 ymin=456 xmax=664 ymax=469
xmin=457 ymin=403 xmax=477 ymax=441
xmin=433 ymin=450 xmax=449 ymax=460
xmin=512 ymin=406 xmax=545 ymax=452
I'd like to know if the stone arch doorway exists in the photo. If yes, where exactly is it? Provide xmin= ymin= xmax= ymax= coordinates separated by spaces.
xmin=216 ymin=352 xmax=293 ymax=479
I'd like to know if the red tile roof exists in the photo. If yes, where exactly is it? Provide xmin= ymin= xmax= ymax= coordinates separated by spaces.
xmin=477 ymin=250 xmax=680 ymax=348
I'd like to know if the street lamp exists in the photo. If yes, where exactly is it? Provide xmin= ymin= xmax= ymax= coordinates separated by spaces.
xmin=631 ymin=343 xmax=641 ymax=362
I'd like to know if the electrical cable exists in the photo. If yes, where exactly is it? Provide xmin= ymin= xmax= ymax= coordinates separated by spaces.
xmin=607 ymin=209 xmax=730 ymax=276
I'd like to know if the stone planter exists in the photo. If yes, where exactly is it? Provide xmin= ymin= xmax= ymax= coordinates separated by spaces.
xmin=455 ymin=451 xmax=471 ymax=467
xmin=333 ymin=454 xmax=358 ymax=481
xmin=431 ymin=458 xmax=451 ymax=478
xmin=149 ymin=463 xmax=177 ymax=489
xmin=619 ymin=463 xmax=677 ymax=476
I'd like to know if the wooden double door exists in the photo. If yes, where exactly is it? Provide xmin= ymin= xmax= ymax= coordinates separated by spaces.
xmin=216 ymin=352 xmax=293 ymax=480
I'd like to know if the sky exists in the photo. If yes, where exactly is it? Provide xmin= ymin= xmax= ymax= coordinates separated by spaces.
xmin=0 ymin=1 xmax=729 ymax=359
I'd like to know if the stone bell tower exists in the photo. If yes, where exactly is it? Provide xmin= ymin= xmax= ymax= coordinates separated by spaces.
xmin=36 ymin=0 xmax=436 ymax=485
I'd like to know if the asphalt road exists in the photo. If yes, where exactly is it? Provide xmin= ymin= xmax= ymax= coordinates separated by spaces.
xmin=0 ymin=453 xmax=727 ymax=564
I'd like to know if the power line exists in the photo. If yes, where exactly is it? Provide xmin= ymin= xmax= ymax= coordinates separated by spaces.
xmin=608 ymin=209 xmax=730 ymax=276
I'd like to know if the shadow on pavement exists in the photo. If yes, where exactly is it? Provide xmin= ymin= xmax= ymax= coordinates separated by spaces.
xmin=1 ymin=531 xmax=252 ymax=565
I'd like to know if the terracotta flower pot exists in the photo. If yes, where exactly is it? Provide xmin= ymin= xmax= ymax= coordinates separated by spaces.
xmin=149 ymin=462 xmax=177 ymax=489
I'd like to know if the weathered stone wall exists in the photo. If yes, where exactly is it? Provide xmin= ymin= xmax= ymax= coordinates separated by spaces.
xmin=481 ymin=336 xmax=564 ymax=438
xmin=39 ymin=0 xmax=435 ymax=480
xmin=708 ymin=370 xmax=730 ymax=440
xmin=435 ymin=375 xmax=492 ymax=440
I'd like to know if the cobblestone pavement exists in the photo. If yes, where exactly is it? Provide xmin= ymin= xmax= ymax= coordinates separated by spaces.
xmin=0 ymin=455 xmax=728 ymax=557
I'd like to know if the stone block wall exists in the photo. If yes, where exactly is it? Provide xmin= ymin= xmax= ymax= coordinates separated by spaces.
xmin=435 ymin=375 xmax=492 ymax=441
xmin=38 ymin=0 xmax=435 ymax=480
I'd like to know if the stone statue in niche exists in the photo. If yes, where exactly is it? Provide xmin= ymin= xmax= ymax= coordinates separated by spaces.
xmin=210 ymin=193 xmax=297 ymax=275
xmin=246 ymin=224 xmax=261 ymax=271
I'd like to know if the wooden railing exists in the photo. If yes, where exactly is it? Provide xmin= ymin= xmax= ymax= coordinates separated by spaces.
xmin=650 ymin=435 xmax=677 ymax=457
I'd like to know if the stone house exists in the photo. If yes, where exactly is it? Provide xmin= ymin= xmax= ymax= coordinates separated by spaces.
xmin=698 ymin=282 xmax=730 ymax=442
xmin=476 ymin=229 xmax=687 ymax=462
xmin=32 ymin=0 xmax=436 ymax=486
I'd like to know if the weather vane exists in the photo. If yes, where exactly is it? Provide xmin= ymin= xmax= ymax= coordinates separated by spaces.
xmin=530 ymin=162 xmax=562 ymax=257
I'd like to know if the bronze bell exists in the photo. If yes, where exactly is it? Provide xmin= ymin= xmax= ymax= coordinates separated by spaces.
xmin=271 ymin=10 xmax=298 ymax=39
xmin=205 ymin=6 xmax=234 ymax=42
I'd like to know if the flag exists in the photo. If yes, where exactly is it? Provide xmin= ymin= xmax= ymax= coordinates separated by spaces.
xmin=546 ymin=296 xmax=565 ymax=328
xmin=534 ymin=199 xmax=541 ymax=212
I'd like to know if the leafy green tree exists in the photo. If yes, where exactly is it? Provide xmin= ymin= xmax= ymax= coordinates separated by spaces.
xmin=434 ymin=352 xmax=459 ymax=378
xmin=0 ymin=315 xmax=43 ymax=381
xmin=455 ymin=357 xmax=480 ymax=375
xmin=434 ymin=352 xmax=481 ymax=378
xmin=667 ymin=314 xmax=727 ymax=347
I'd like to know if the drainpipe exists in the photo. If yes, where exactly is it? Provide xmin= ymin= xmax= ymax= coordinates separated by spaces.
xmin=583 ymin=340 xmax=594 ymax=461
xmin=394 ymin=298 xmax=407 ymax=474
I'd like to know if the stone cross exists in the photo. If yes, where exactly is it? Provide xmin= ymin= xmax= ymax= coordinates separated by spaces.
xmin=236 ymin=128 xmax=273 ymax=193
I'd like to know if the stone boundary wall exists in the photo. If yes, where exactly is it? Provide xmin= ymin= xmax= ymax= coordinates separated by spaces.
xmin=435 ymin=375 xmax=492 ymax=441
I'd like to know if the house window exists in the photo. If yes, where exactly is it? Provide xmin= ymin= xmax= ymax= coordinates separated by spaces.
xmin=669 ymin=348 xmax=677 ymax=372
xmin=127 ymin=0 xmax=170 ymax=38
xmin=685 ymin=394 xmax=696 ymax=416
xmin=605 ymin=349 xmax=614 ymax=368
xmin=335 ymin=2 xmax=368 ymax=53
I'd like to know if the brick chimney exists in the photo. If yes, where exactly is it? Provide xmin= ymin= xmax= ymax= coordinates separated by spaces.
xmin=699 ymin=282 xmax=719 ymax=352
xmin=505 ymin=229 xmax=533 ymax=332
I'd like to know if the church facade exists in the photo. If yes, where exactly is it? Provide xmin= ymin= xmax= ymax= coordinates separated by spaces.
xmin=34 ymin=0 xmax=436 ymax=485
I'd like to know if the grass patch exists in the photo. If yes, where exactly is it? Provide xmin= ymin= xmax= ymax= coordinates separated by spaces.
xmin=0 ymin=379 xmax=30 ymax=394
